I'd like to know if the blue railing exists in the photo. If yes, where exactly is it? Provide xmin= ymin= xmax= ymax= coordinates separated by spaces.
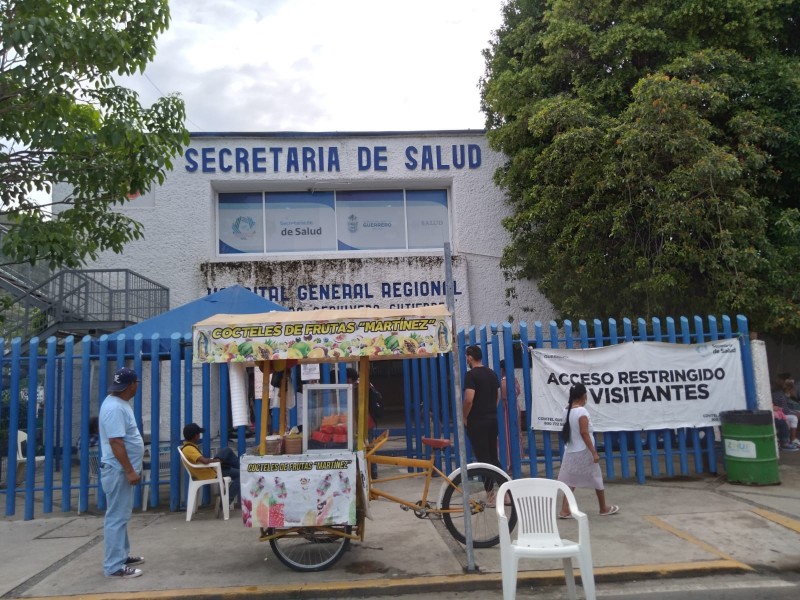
xmin=0 ymin=314 xmax=754 ymax=519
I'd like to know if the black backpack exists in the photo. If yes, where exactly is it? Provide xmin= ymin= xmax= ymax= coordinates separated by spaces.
xmin=369 ymin=385 xmax=384 ymax=420
xmin=270 ymin=371 xmax=283 ymax=388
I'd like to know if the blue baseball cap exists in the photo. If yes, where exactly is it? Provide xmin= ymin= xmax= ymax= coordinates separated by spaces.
xmin=109 ymin=367 xmax=140 ymax=392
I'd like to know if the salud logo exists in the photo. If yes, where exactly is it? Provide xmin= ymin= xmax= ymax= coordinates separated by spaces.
xmin=232 ymin=216 xmax=256 ymax=240
xmin=347 ymin=214 xmax=358 ymax=233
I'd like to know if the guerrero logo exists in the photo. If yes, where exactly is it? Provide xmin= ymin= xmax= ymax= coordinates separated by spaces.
xmin=347 ymin=214 xmax=358 ymax=233
xmin=232 ymin=216 xmax=256 ymax=240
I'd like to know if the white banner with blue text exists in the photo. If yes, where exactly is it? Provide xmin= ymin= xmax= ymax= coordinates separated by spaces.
xmin=530 ymin=341 xmax=746 ymax=432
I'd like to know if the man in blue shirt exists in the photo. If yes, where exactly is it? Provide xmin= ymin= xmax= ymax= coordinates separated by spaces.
xmin=99 ymin=367 xmax=145 ymax=578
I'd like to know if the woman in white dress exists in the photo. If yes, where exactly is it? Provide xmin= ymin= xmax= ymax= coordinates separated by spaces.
xmin=557 ymin=383 xmax=619 ymax=518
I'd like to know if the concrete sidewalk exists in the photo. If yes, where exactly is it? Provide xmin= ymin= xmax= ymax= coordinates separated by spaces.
xmin=1 ymin=457 xmax=799 ymax=600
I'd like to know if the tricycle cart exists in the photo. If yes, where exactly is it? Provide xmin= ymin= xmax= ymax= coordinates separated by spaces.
xmin=192 ymin=306 xmax=514 ymax=572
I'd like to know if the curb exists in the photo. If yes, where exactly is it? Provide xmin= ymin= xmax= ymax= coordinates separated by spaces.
xmin=19 ymin=559 xmax=752 ymax=600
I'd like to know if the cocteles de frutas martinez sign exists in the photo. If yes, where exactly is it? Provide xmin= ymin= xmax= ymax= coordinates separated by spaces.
xmin=530 ymin=341 xmax=747 ymax=432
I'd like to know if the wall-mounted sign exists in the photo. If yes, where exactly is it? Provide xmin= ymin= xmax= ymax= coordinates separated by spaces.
xmin=193 ymin=306 xmax=452 ymax=363
xmin=185 ymin=144 xmax=482 ymax=173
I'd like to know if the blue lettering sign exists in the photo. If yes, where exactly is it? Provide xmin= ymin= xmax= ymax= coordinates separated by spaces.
xmin=435 ymin=146 xmax=450 ymax=170
xmin=468 ymin=144 xmax=481 ymax=168
xmin=253 ymin=147 xmax=267 ymax=173
xmin=219 ymin=148 xmax=233 ymax=172
xmin=202 ymin=147 xmax=215 ymax=172
xmin=374 ymin=146 xmax=387 ymax=172
xmin=287 ymin=148 xmax=299 ymax=172
xmin=357 ymin=147 xmax=371 ymax=171
xmin=404 ymin=146 xmax=418 ymax=170
xmin=184 ymin=144 xmax=477 ymax=173
xmin=302 ymin=147 xmax=316 ymax=172
xmin=270 ymin=147 xmax=283 ymax=171
xmin=185 ymin=148 xmax=198 ymax=172
xmin=236 ymin=147 xmax=248 ymax=173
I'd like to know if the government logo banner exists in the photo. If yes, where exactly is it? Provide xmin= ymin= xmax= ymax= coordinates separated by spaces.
xmin=530 ymin=341 xmax=747 ymax=432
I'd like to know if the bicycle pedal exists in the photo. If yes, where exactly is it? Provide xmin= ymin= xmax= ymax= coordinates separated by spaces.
xmin=400 ymin=505 xmax=410 ymax=512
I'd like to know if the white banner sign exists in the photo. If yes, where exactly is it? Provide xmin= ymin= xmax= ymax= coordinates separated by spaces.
xmin=530 ymin=341 xmax=747 ymax=432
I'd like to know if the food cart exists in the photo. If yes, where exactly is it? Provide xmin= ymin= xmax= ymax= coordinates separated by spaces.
xmin=192 ymin=305 xmax=453 ymax=571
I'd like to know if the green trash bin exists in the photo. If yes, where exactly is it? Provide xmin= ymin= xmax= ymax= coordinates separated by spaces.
xmin=720 ymin=409 xmax=780 ymax=485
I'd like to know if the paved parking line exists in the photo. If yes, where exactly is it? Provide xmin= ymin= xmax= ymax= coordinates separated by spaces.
xmin=644 ymin=515 xmax=751 ymax=567
xmin=751 ymin=508 xmax=800 ymax=534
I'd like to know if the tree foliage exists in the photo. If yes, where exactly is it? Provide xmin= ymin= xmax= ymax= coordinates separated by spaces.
xmin=481 ymin=0 xmax=800 ymax=338
xmin=0 ymin=0 xmax=189 ymax=268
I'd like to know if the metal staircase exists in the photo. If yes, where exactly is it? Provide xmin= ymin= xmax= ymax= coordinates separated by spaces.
xmin=0 ymin=269 xmax=170 ymax=342
xmin=0 ymin=227 xmax=170 ymax=343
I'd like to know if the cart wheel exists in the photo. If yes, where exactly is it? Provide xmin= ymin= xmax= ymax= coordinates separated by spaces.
xmin=269 ymin=526 xmax=352 ymax=572
xmin=441 ymin=467 xmax=515 ymax=548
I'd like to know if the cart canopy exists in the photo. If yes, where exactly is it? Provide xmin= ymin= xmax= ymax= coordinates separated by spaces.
xmin=192 ymin=305 xmax=452 ymax=363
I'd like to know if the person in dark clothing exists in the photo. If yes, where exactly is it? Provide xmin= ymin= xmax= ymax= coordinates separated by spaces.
xmin=462 ymin=345 xmax=501 ymax=498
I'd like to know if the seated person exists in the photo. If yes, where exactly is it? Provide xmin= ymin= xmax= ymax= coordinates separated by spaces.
xmin=773 ymin=406 xmax=797 ymax=452
xmin=772 ymin=378 xmax=799 ymax=447
xmin=180 ymin=423 xmax=240 ymax=504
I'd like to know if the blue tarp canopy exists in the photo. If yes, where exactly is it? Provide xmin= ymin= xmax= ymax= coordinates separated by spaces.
xmin=96 ymin=285 xmax=287 ymax=355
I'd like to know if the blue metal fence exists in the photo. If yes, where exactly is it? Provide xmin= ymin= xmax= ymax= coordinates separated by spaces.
xmin=0 ymin=314 xmax=754 ymax=519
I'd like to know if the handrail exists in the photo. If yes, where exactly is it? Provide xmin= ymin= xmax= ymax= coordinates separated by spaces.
xmin=0 ymin=268 xmax=169 ymax=342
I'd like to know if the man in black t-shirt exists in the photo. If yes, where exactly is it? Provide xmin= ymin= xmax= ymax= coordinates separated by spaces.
xmin=463 ymin=345 xmax=502 ymax=487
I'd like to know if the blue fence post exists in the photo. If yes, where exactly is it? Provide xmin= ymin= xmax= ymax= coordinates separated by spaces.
xmin=502 ymin=322 xmax=521 ymax=479
xmin=540 ymin=321 xmax=560 ymax=480
xmin=183 ymin=334 xmax=193 ymax=441
xmin=428 ymin=357 xmax=441 ymax=471
xmin=5 ymin=338 xmax=21 ymax=517
xmin=410 ymin=359 xmax=422 ymax=462
xmin=519 ymin=322 xmax=534 ymax=477
xmin=24 ymin=336 xmax=40 ymax=520
xmin=420 ymin=357 xmax=432 ymax=452
xmin=78 ymin=337 xmax=92 ymax=513
xmin=402 ymin=360 xmax=413 ymax=462
xmin=736 ymin=316 xmax=757 ymax=410
xmin=131 ymin=335 xmax=144 ymax=509
xmin=437 ymin=354 xmax=453 ymax=472
xmin=489 ymin=323 xmax=507 ymax=470
xmin=169 ymin=334 xmax=182 ymax=512
xmin=43 ymin=337 xmax=57 ymax=513
xmin=149 ymin=334 xmax=160 ymax=510
xmin=61 ymin=336 xmax=75 ymax=512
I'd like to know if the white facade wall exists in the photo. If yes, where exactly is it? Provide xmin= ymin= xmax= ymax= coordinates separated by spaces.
xmin=62 ymin=131 xmax=555 ymax=329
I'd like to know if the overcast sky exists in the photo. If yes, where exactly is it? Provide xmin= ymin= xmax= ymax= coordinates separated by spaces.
xmin=117 ymin=0 xmax=505 ymax=133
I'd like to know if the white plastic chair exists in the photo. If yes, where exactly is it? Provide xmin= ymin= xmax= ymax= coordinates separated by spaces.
xmin=496 ymin=478 xmax=595 ymax=600
xmin=13 ymin=431 xmax=45 ymax=487
xmin=16 ymin=431 xmax=45 ymax=466
xmin=177 ymin=446 xmax=231 ymax=521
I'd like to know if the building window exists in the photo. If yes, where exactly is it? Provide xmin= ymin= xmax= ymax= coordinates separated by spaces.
xmin=265 ymin=191 xmax=336 ymax=253
xmin=217 ymin=188 xmax=449 ymax=255
xmin=336 ymin=190 xmax=406 ymax=251
xmin=406 ymin=190 xmax=450 ymax=250
xmin=218 ymin=193 xmax=264 ymax=254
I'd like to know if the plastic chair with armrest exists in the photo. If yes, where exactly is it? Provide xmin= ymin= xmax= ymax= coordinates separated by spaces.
xmin=496 ymin=478 xmax=595 ymax=600
xmin=177 ymin=446 xmax=231 ymax=521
